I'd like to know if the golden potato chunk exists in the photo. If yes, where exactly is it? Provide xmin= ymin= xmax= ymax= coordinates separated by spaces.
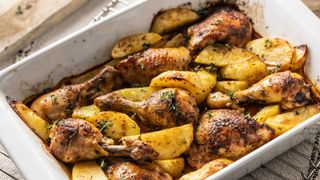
xmin=246 ymin=38 xmax=294 ymax=71
xmin=150 ymin=70 xmax=217 ymax=104
xmin=72 ymin=105 xmax=101 ymax=120
xmin=164 ymin=33 xmax=188 ymax=48
xmin=112 ymin=33 xmax=162 ymax=58
xmin=154 ymin=157 xmax=185 ymax=177
xmin=195 ymin=45 xmax=267 ymax=84
xmin=179 ymin=159 xmax=233 ymax=180
xmin=253 ymin=105 xmax=281 ymax=124
xmin=8 ymin=98 xmax=49 ymax=141
xmin=151 ymin=8 xmax=200 ymax=34
xmin=214 ymin=81 xmax=249 ymax=94
xmin=87 ymin=111 xmax=140 ymax=140
xmin=123 ymin=124 xmax=193 ymax=160
xmin=290 ymin=45 xmax=308 ymax=71
xmin=113 ymin=87 xmax=160 ymax=102
xmin=265 ymin=105 xmax=320 ymax=137
xmin=72 ymin=161 xmax=107 ymax=180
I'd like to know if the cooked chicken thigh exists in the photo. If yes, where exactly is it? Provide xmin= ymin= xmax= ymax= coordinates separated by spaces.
xmin=115 ymin=47 xmax=191 ymax=86
xmin=188 ymin=6 xmax=252 ymax=54
xmin=49 ymin=118 xmax=158 ymax=163
xmin=95 ymin=88 xmax=199 ymax=128
xmin=187 ymin=109 xmax=274 ymax=168
xmin=106 ymin=162 xmax=172 ymax=180
xmin=49 ymin=118 xmax=111 ymax=163
xmin=31 ymin=66 xmax=121 ymax=122
xmin=234 ymin=71 xmax=311 ymax=110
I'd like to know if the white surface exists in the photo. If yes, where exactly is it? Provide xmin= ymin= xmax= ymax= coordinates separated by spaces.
xmin=0 ymin=0 xmax=320 ymax=179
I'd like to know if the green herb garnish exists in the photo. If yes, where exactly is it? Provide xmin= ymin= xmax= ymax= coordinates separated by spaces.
xmin=226 ymin=91 xmax=234 ymax=99
xmin=161 ymin=91 xmax=178 ymax=113
xmin=96 ymin=120 xmax=113 ymax=132
xmin=205 ymin=63 xmax=218 ymax=72
xmin=207 ymin=113 xmax=213 ymax=119
xmin=264 ymin=39 xmax=273 ymax=48
xmin=143 ymin=43 xmax=152 ymax=50
xmin=245 ymin=111 xmax=251 ymax=119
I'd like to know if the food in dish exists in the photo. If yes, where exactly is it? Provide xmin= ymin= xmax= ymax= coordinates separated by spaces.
xmin=8 ymin=3 xmax=319 ymax=179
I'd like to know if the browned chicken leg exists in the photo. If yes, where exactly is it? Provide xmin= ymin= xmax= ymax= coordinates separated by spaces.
xmin=115 ymin=47 xmax=191 ymax=86
xmin=49 ymin=118 xmax=158 ymax=163
xmin=105 ymin=162 xmax=172 ymax=180
xmin=31 ymin=66 xmax=122 ymax=122
xmin=94 ymin=88 xmax=199 ymax=128
xmin=188 ymin=6 xmax=252 ymax=54
xmin=187 ymin=109 xmax=274 ymax=168
xmin=234 ymin=71 xmax=311 ymax=110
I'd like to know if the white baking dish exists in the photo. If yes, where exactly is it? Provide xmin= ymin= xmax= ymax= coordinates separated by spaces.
xmin=0 ymin=0 xmax=320 ymax=179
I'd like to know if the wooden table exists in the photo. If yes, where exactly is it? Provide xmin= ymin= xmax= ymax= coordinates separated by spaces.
xmin=0 ymin=0 xmax=320 ymax=180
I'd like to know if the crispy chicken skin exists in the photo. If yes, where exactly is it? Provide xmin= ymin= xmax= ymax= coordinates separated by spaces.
xmin=115 ymin=47 xmax=191 ymax=86
xmin=106 ymin=162 xmax=172 ymax=180
xmin=187 ymin=109 xmax=274 ymax=168
xmin=234 ymin=71 xmax=311 ymax=110
xmin=31 ymin=66 xmax=121 ymax=122
xmin=49 ymin=118 xmax=112 ymax=163
xmin=188 ymin=6 xmax=253 ymax=54
xmin=95 ymin=88 xmax=199 ymax=128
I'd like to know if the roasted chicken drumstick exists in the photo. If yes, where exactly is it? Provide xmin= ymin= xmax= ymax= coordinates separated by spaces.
xmin=187 ymin=109 xmax=274 ymax=168
xmin=207 ymin=71 xmax=312 ymax=110
xmin=31 ymin=65 xmax=121 ymax=122
xmin=95 ymin=88 xmax=199 ymax=128
xmin=49 ymin=118 xmax=158 ymax=163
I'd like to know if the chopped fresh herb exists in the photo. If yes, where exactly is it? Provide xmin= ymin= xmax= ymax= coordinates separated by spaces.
xmin=264 ymin=39 xmax=273 ymax=48
xmin=16 ymin=5 xmax=23 ymax=15
xmin=197 ymin=8 xmax=210 ymax=16
xmin=99 ymin=158 xmax=107 ymax=168
xmin=50 ymin=95 xmax=58 ymax=105
xmin=225 ymin=44 xmax=232 ymax=51
xmin=205 ymin=63 xmax=218 ymax=72
xmin=213 ymin=19 xmax=222 ymax=25
xmin=143 ymin=43 xmax=152 ymax=50
xmin=44 ymin=120 xmax=59 ymax=133
xmin=207 ymin=113 xmax=213 ymax=119
xmin=140 ymin=63 xmax=145 ymax=70
xmin=96 ymin=120 xmax=113 ymax=132
xmin=226 ymin=91 xmax=234 ymax=99
xmin=269 ymin=65 xmax=280 ymax=74
xmin=245 ymin=111 xmax=251 ymax=119
xmin=194 ymin=65 xmax=201 ymax=72
xmin=161 ymin=91 xmax=178 ymax=113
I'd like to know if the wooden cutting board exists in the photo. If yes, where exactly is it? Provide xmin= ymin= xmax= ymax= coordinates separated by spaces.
xmin=0 ymin=0 xmax=87 ymax=62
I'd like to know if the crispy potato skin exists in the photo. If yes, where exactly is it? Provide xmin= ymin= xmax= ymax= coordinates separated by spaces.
xmin=180 ymin=159 xmax=233 ymax=180
xmin=246 ymin=38 xmax=295 ymax=71
xmin=151 ymin=8 xmax=200 ymax=35
xmin=112 ymin=33 xmax=162 ymax=58
xmin=188 ymin=6 xmax=252 ymax=54
xmin=72 ymin=162 xmax=107 ymax=180
xmin=265 ymin=105 xmax=320 ymax=137
xmin=290 ymin=45 xmax=308 ymax=71
xmin=115 ymin=47 xmax=191 ymax=86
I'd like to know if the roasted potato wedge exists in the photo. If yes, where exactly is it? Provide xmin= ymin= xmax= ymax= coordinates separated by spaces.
xmin=246 ymin=38 xmax=295 ymax=71
xmin=150 ymin=70 xmax=217 ymax=104
xmin=111 ymin=33 xmax=162 ymax=58
xmin=195 ymin=45 xmax=268 ymax=84
xmin=8 ymin=98 xmax=49 ymax=141
xmin=72 ymin=105 xmax=101 ymax=120
xmin=164 ymin=33 xmax=188 ymax=48
xmin=86 ymin=111 xmax=140 ymax=140
xmin=113 ymin=87 xmax=160 ymax=102
xmin=265 ymin=105 xmax=320 ymax=137
xmin=290 ymin=45 xmax=308 ymax=71
xmin=72 ymin=161 xmax=107 ymax=180
xmin=179 ymin=159 xmax=233 ymax=180
xmin=154 ymin=157 xmax=185 ymax=177
xmin=70 ymin=59 xmax=122 ymax=85
xmin=214 ymin=81 xmax=249 ymax=94
xmin=151 ymin=8 xmax=200 ymax=34
xmin=253 ymin=105 xmax=281 ymax=124
xmin=123 ymin=124 xmax=193 ymax=159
